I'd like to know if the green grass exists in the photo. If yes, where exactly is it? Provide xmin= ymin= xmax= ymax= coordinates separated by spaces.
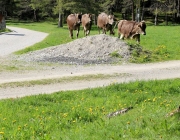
xmin=140 ymin=25 xmax=180 ymax=60
xmin=0 ymin=79 xmax=179 ymax=139
xmin=7 ymin=21 xmax=180 ymax=63
xmin=0 ymin=28 xmax=11 ymax=33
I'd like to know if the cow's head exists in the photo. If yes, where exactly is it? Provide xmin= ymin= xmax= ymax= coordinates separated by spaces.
xmin=107 ymin=14 xmax=115 ymax=35
xmin=87 ymin=14 xmax=92 ymax=24
xmin=108 ymin=14 xmax=114 ymax=25
xmin=75 ymin=13 xmax=82 ymax=25
xmin=136 ymin=21 xmax=146 ymax=35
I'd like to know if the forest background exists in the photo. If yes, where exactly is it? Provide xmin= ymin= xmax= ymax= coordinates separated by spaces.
xmin=1 ymin=0 xmax=180 ymax=27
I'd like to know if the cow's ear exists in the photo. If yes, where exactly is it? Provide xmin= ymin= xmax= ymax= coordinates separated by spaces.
xmin=138 ymin=23 xmax=141 ymax=27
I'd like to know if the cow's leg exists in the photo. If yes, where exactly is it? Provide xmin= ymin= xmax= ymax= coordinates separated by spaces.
xmin=76 ymin=26 xmax=80 ymax=38
xmin=135 ymin=34 xmax=140 ymax=43
xmin=110 ymin=30 xmax=114 ymax=35
xmin=83 ymin=27 xmax=86 ymax=36
xmin=118 ymin=32 xmax=120 ymax=38
xmin=103 ymin=28 xmax=106 ymax=34
xmin=84 ymin=27 xmax=88 ymax=36
xmin=120 ymin=34 xmax=124 ymax=40
xmin=85 ymin=26 xmax=88 ymax=36
xmin=69 ymin=29 xmax=73 ymax=39
xmin=98 ymin=27 xmax=100 ymax=34
xmin=87 ymin=30 xmax=90 ymax=36
xmin=84 ymin=29 xmax=86 ymax=36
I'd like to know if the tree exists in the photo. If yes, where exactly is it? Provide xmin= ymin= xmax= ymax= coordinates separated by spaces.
xmin=54 ymin=0 xmax=64 ymax=27
xmin=149 ymin=0 xmax=179 ymax=25
xmin=30 ymin=0 xmax=41 ymax=21
xmin=122 ymin=0 xmax=136 ymax=20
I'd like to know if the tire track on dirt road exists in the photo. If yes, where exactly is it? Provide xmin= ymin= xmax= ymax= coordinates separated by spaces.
xmin=1 ymin=60 xmax=180 ymax=99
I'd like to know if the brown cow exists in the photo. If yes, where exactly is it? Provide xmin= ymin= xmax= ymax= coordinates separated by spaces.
xmin=97 ymin=12 xmax=114 ymax=35
xmin=81 ymin=14 xmax=92 ymax=36
xmin=67 ymin=13 xmax=82 ymax=39
xmin=118 ymin=20 xmax=146 ymax=43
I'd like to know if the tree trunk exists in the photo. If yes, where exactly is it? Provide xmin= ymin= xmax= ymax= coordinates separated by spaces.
xmin=154 ymin=7 xmax=158 ymax=26
xmin=58 ymin=12 xmax=63 ymax=27
xmin=93 ymin=14 xmax=96 ymax=25
xmin=132 ymin=0 xmax=135 ymax=21
xmin=141 ymin=0 xmax=145 ymax=21
xmin=33 ymin=9 xmax=37 ymax=21
xmin=178 ymin=0 xmax=180 ymax=17
xmin=155 ymin=14 xmax=158 ymax=26
xmin=136 ymin=8 xmax=140 ymax=22
xmin=165 ymin=13 xmax=168 ymax=25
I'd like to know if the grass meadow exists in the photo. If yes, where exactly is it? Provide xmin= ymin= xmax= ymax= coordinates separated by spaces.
xmin=1 ymin=21 xmax=179 ymax=139
xmin=0 ymin=79 xmax=180 ymax=139
xmin=6 ymin=21 xmax=180 ymax=63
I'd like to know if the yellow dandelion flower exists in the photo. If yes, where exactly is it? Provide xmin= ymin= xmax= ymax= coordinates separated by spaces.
xmin=63 ymin=113 xmax=68 ymax=118
xmin=127 ymin=121 xmax=130 ymax=124
xmin=164 ymin=100 xmax=167 ymax=103
xmin=0 ymin=131 xmax=4 ymax=135
xmin=89 ymin=108 xmax=93 ymax=113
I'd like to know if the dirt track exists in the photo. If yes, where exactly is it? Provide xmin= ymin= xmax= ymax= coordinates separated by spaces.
xmin=1 ymin=27 xmax=180 ymax=99
xmin=0 ymin=60 xmax=180 ymax=99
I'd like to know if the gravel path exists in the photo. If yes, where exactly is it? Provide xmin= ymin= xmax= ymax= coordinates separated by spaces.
xmin=0 ymin=26 xmax=48 ymax=56
xmin=1 ymin=60 xmax=180 ymax=99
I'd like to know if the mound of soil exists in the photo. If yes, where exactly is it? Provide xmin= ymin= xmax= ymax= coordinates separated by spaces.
xmin=17 ymin=34 xmax=131 ymax=65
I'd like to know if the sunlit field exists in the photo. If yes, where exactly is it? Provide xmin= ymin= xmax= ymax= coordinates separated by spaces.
xmin=1 ymin=21 xmax=179 ymax=139
xmin=0 ymin=79 xmax=179 ymax=139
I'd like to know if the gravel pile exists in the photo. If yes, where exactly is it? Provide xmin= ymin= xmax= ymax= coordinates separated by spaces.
xmin=17 ymin=34 xmax=131 ymax=65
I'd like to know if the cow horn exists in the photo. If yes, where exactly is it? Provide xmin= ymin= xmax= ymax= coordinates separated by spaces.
xmin=141 ymin=20 xmax=145 ymax=24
